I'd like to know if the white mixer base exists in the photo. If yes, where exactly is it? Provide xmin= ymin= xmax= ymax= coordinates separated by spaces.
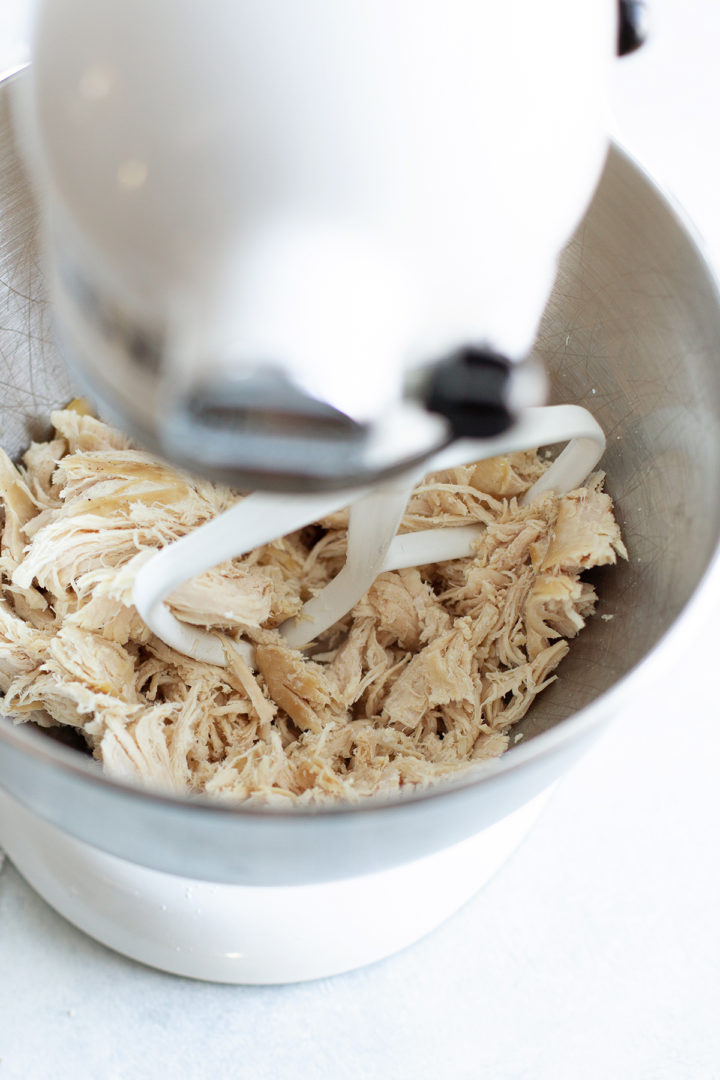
xmin=0 ymin=786 xmax=551 ymax=983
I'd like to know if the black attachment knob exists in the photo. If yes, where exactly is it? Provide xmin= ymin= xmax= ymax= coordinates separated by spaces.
xmin=424 ymin=347 xmax=514 ymax=440
xmin=618 ymin=1 xmax=648 ymax=56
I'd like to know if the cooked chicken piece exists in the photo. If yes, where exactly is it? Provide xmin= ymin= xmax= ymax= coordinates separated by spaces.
xmin=525 ymin=575 xmax=596 ymax=660
xmin=356 ymin=568 xmax=452 ymax=651
xmin=540 ymin=473 xmax=627 ymax=573
xmin=468 ymin=451 xmax=545 ymax=498
xmin=168 ymin=567 xmax=281 ymax=631
xmin=381 ymin=620 xmax=476 ymax=731
xmin=52 ymin=403 xmax=132 ymax=453
xmin=256 ymin=643 xmax=343 ymax=734
xmin=22 ymin=438 xmax=66 ymax=505
xmin=0 ymin=449 xmax=38 ymax=566
xmin=0 ymin=407 xmax=626 ymax=804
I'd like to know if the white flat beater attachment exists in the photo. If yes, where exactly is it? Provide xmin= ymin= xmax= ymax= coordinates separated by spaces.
xmin=133 ymin=404 xmax=605 ymax=668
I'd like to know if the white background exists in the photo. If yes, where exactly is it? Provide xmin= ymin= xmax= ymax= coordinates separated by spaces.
xmin=1 ymin=2 xmax=720 ymax=1078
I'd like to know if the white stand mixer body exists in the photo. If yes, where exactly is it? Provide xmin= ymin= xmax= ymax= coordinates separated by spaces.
xmin=0 ymin=782 xmax=553 ymax=983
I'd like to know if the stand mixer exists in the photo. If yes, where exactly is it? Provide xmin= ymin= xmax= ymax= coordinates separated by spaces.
xmin=4 ymin=0 xmax=705 ymax=985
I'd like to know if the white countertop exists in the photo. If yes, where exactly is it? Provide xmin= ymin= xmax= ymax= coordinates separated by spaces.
xmin=2 ymin=3 xmax=720 ymax=1078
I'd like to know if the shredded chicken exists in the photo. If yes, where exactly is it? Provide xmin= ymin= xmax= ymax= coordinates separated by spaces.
xmin=0 ymin=404 xmax=626 ymax=804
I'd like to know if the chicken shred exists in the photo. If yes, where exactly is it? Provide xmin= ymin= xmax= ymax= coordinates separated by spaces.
xmin=0 ymin=407 xmax=626 ymax=805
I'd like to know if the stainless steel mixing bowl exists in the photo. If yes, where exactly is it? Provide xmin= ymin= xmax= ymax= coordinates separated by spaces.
xmin=1 ymin=74 xmax=719 ymax=886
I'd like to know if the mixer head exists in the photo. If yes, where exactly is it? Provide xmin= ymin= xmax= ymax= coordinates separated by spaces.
xmin=15 ymin=0 xmax=621 ymax=492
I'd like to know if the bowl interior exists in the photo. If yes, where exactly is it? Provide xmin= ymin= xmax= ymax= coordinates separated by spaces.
xmin=2 ymin=85 xmax=720 ymax=761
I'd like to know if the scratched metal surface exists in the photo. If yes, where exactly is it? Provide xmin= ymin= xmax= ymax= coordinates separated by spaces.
xmin=0 ymin=80 xmax=72 ymax=454
xmin=1 ymin=73 xmax=720 ymax=737
xmin=520 ymin=146 xmax=720 ymax=737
